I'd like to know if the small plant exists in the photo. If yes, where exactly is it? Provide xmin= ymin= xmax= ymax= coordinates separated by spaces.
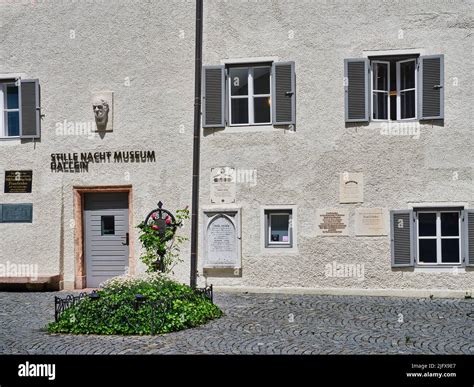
xmin=136 ymin=206 xmax=189 ymax=274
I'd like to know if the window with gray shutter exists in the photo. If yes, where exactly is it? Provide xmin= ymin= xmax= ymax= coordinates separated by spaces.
xmin=464 ymin=210 xmax=474 ymax=267
xmin=20 ymin=79 xmax=41 ymax=138
xmin=202 ymin=65 xmax=225 ymax=128
xmin=272 ymin=61 xmax=295 ymax=125
xmin=419 ymin=55 xmax=444 ymax=120
xmin=344 ymin=58 xmax=369 ymax=122
xmin=390 ymin=210 xmax=415 ymax=267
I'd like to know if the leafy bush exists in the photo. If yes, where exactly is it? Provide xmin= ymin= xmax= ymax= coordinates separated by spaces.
xmin=48 ymin=273 xmax=222 ymax=335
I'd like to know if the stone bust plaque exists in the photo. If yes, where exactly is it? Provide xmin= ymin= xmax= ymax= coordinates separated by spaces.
xmin=203 ymin=209 xmax=241 ymax=269
xmin=92 ymin=91 xmax=113 ymax=131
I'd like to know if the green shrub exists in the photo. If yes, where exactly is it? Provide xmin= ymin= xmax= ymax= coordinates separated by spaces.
xmin=48 ymin=273 xmax=222 ymax=335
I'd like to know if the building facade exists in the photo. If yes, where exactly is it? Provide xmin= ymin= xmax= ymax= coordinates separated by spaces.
xmin=0 ymin=0 xmax=472 ymax=297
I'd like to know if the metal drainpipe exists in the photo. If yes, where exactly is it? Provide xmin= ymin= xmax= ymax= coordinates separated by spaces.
xmin=190 ymin=0 xmax=203 ymax=289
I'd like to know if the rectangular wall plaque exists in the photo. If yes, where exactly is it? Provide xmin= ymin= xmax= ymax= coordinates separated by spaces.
xmin=210 ymin=167 xmax=236 ymax=204
xmin=0 ymin=204 xmax=33 ymax=223
xmin=4 ymin=170 xmax=33 ymax=193
xmin=355 ymin=208 xmax=387 ymax=236
xmin=339 ymin=172 xmax=364 ymax=203
xmin=316 ymin=209 xmax=349 ymax=236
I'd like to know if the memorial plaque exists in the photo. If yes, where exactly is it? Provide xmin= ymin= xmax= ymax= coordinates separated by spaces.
xmin=0 ymin=204 xmax=33 ymax=223
xmin=203 ymin=210 xmax=241 ymax=268
xmin=355 ymin=208 xmax=387 ymax=236
xmin=210 ymin=167 xmax=236 ymax=204
xmin=4 ymin=171 xmax=33 ymax=193
xmin=339 ymin=172 xmax=364 ymax=203
xmin=316 ymin=209 xmax=349 ymax=236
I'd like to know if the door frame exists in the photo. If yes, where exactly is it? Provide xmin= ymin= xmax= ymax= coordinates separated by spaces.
xmin=73 ymin=185 xmax=134 ymax=289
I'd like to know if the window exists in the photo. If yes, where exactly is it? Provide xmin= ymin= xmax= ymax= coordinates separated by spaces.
xmin=345 ymin=54 xmax=443 ymax=123
xmin=202 ymin=61 xmax=295 ymax=128
xmin=417 ymin=211 xmax=461 ymax=265
xmin=101 ymin=216 xmax=115 ymax=235
xmin=0 ymin=81 xmax=20 ymax=137
xmin=265 ymin=210 xmax=292 ymax=248
xmin=229 ymin=66 xmax=271 ymax=126
xmin=370 ymin=57 xmax=417 ymax=121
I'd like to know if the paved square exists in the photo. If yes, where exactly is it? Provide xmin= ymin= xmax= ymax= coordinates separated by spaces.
xmin=0 ymin=292 xmax=472 ymax=354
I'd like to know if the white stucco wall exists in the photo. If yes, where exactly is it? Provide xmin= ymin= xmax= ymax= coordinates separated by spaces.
xmin=0 ymin=0 xmax=472 ymax=296
xmin=198 ymin=0 xmax=474 ymax=294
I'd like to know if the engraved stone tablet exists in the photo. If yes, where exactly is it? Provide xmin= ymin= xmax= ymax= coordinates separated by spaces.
xmin=339 ymin=172 xmax=364 ymax=203
xmin=203 ymin=210 xmax=241 ymax=269
xmin=210 ymin=167 xmax=236 ymax=204
xmin=355 ymin=208 xmax=387 ymax=236
xmin=316 ymin=209 xmax=349 ymax=236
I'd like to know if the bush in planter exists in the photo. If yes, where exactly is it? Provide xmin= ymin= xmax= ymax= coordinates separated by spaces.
xmin=47 ymin=273 xmax=222 ymax=335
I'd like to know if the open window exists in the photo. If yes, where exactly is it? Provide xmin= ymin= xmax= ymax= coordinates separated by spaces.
xmin=345 ymin=54 xmax=443 ymax=122
xmin=0 ymin=78 xmax=41 ymax=139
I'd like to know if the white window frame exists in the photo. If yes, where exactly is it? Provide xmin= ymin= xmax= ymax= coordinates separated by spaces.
xmin=416 ymin=210 xmax=462 ymax=266
xmin=396 ymin=58 xmax=418 ymax=120
xmin=0 ymin=80 xmax=21 ymax=138
xmin=228 ymin=66 xmax=272 ymax=127
xmin=370 ymin=60 xmax=390 ymax=122
xmin=267 ymin=211 xmax=292 ymax=247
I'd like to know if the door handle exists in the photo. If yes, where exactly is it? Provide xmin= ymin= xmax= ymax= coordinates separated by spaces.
xmin=433 ymin=85 xmax=443 ymax=89
xmin=122 ymin=233 xmax=129 ymax=246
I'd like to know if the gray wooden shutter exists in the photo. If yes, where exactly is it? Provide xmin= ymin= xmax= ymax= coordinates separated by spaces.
xmin=390 ymin=210 xmax=415 ymax=267
xmin=202 ymin=65 xmax=225 ymax=128
xmin=20 ymin=79 xmax=41 ymax=138
xmin=419 ymin=55 xmax=444 ymax=120
xmin=272 ymin=61 xmax=296 ymax=125
xmin=344 ymin=58 xmax=369 ymax=122
xmin=463 ymin=210 xmax=474 ymax=267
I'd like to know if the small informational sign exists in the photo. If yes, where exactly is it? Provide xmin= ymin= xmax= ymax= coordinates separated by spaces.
xmin=355 ymin=208 xmax=387 ymax=236
xmin=316 ymin=209 xmax=349 ymax=236
xmin=210 ymin=167 xmax=236 ymax=204
xmin=0 ymin=204 xmax=33 ymax=223
xmin=339 ymin=172 xmax=364 ymax=203
xmin=4 ymin=171 xmax=33 ymax=193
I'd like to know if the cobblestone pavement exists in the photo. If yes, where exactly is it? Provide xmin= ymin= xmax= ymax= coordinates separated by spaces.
xmin=0 ymin=292 xmax=472 ymax=354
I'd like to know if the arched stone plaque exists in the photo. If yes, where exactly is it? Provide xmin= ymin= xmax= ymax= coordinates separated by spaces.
xmin=203 ymin=209 xmax=241 ymax=269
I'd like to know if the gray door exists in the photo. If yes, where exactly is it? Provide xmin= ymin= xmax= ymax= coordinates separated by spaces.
xmin=84 ymin=192 xmax=129 ymax=288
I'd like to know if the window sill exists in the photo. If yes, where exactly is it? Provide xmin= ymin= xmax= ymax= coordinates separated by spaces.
xmin=205 ymin=125 xmax=294 ymax=134
xmin=414 ymin=266 xmax=465 ymax=273
xmin=260 ymin=247 xmax=299 ymax=255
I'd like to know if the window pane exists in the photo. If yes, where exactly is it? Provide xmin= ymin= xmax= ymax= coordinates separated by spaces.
xmin=254 ymin=97 xmax=271 ymax=123
xmin=270 ymin=214 xmax=290 ymax=243
xmin=372 ymin=92 xmax=388 ymax=120
xmin=441 ymin=212 xmax=459 ymax=236
xmin=229 ymin=68 xmax=248 ymax=96
xmin=400 ymin=90 xmax=416 ymax=119
xmin=419 ymin=239 xmax=437 ymax=263
xmin=441 ymin=239 xmax=459 ymax=263
xmin=418 ymin=213 xmax=436 ymax=236
xmin=231 ymin=98 xmax=248 ymax=124
xmin=101 ymin=216 xmax=115 ymax=235
xmin=373 ymin=62 xmax=388 ymax=91
xmin=7 ymin=111 xmax=20 ymax=136
xmin=6 ymin=85 xmax=19 ymax=109
xmin=400 ymin=60 xmax=415 ymax=90
xmin=253 ymin=67 xmax=270 ymax=94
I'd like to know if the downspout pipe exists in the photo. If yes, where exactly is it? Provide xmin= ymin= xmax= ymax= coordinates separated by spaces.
xmin=190 ymin=0 xmax=203 ymax=289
